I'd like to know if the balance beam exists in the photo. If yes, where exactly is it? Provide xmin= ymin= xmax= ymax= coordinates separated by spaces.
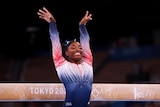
xmin=0 ymin=83 xmax=159 ymax=102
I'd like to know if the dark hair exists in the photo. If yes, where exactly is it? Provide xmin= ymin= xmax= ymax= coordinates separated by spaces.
xmin=62 ymin=39 xmax=79 ymax=59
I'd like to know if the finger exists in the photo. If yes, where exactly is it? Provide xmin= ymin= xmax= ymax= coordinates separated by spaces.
xmin=43 ymin=7 xmax=50 ymax=13
xmin=89 ymin=14 xmax=92 ymax=19
xmin=38 ymin=9 xmax=46 ymax=14
xmin=37 ymin=12 xmax=45 ymax=17
xmin=85 ymin=11 xmax=89 ymax=17
xmin=38 ymin=15 xmax=45 ymax=19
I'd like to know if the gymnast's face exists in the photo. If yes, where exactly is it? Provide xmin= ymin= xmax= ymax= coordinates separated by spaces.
xmin=65 ymin=41 xmax=83 ymax=64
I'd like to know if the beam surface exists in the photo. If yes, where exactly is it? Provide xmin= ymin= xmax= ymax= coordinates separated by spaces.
xmin=0 ymin=83 xmax=159 ymax=102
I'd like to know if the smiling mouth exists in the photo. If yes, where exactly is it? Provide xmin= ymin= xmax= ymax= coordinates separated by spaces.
xmin=74 ymin=52 xmax=81 ymax=55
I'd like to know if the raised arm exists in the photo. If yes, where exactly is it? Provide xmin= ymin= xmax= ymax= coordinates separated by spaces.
xmin=37 ymin=7 xmax=65 ymax=68
xmin=79 ymin=11 xmax=93 ymax=65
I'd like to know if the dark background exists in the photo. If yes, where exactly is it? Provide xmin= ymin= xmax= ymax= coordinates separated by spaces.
xmin=0 ymin=1 xmax=160 ymax=106
xmin=1 ymin=0 xmax=160 ymax=58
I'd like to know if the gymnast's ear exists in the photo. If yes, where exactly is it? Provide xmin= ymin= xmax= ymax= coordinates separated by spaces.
xmin=65 ymin=51 xmax=69 ymax=57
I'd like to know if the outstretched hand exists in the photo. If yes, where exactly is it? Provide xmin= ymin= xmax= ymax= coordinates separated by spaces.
xmin=79 ymin=11 xmax=92 ymax=25
xmin=37 ymin=7 xmax=56 ymax=23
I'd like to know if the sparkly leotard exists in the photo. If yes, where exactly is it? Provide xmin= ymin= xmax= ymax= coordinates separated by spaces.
xmin=49 ymin=22 xmax=93 ymax=107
